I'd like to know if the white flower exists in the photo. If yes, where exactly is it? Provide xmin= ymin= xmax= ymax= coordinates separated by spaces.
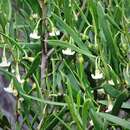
xmin=0 ymin=61 xmax=10 ymax=67
xmin=49 ymin=29 xmax=60 ymax=36
xmin=0 ymin=57 xmax=10 ymax=67
xmin=108 ymin=80 xmax=115 ymax=85
xmin=30 ymin=31 xmax=40 ymax=39
xmin=17 ymin=97 xmax=24 ymax=109
xmin=11 ymin=68 xmax=15 ymax=73
xmin=4 ymin=80 xmax=18 ymax=96
xmin=16 ymin=74 xmax=24 ymax=84
xmin=62 ymin=48 xmax=75 ymax=55
xmin=105 ymin=104 xmax=113 ymax=112
xmin=4 ymin=86 xmax=14 ymax=93
xmin=91 ymin=57 xmax=103 ymax=79
xmin=91 ymin=69 xmax=103 ymax=79
xmin=89 ymin=120 xmax=94 ymax=126
xmin=32 ymin=13 xmax=38 ymax=19
xmin=97 ymin=89 xmax=105 ymax=94
xmin=19 ymin=97 xmax=24 ymax=102
xmin=105 ymin=95 xmax=113 ymax=112
xmin=108 ymin=79 xmax=119 ymax=85
xmin=15 ymin=62 xmax=24 ymax=84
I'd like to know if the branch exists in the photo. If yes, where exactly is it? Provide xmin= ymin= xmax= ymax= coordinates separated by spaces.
xmin=38 ymin=0 xmax=48 ymax=90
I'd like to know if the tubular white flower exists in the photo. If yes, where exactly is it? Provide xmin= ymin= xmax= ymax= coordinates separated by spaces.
xmin=89 ymin=120 xmax=94 ymax=126
xmin=4 ymin=80 xmax=18 ymax=96
xmin=91 ymin=69 xmax=103 ymax=79
xmin=32 ymin=13 xmax=38 ymax=19
xmin=108 ymin=80 xmax=115 ymax=85
xmin=91 ymin=57 xmax=103 ymax=79
xmin=4 ymin=86 xmax=14 ymax=93
xmin=0 ymin=57 xmax=10 ymax=67
xmin=0 ymin=45 xmax=11 ymax=67
xmin=17 ymin=97 xmax=24 ymax=109
xmin=30 ymin=31 xmax=40 ymax=39
xmin=16 ymin=74 xmax=24 ymax=84
xmin=62 ymin=48 xmax=75 ymax=55
xmin=105 ymin=104 xmax=113 ymax=112
xmin=49 ymin=28 xmax=60 ymax=36
xmin=108 ymin=79 xmax=119 ymax=85
xmin=0 ymin=61 xmax=10 ymax=67
xmin=15 ymin=63 xmax=24 ymax=84
xmin=30 ymin=19 xmax=41 ymax=39
xmin=105 ymin=95 xmax=113 ymax=112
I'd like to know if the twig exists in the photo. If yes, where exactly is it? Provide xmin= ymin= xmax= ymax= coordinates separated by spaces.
xmin=47 ymin=48 xmax=54 ymax=57
xmin=37 ymin=1 xmax=49 ymax=129
xmin=76 ymin=0 xmax=87 ymax=17
xmin=38 ymin=0 xmax=48 ymax=90
xmin=37 ymin=3 xmax=55 ymax=126
xmin=38 ymin=0 xmax=54 ymax=90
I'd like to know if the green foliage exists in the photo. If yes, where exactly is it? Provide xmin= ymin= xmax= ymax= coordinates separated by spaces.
xmin=0 ymin=0 xmax=130 ymax=129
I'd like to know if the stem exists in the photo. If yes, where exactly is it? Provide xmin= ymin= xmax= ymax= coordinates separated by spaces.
xmin=38 ymin=0 xmax=48 ymax=90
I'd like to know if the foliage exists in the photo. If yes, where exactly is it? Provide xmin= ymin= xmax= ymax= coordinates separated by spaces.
xmin=0 ymin=0 xmax=130 ymax=129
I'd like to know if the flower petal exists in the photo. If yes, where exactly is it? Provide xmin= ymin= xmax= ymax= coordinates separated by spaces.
xmin=105 ymin=104 xmax=113 ymax=112
xmin=62 ymin=48 xmax=75 ymax=55
xmin=91 ymin=72 xmax=103 ymax=79
xmin=0 ymin=61 xmax=11 ymax=67
xmin=108 ymin=80 xmax=115 ymax=85
xmin=49 ymin=28 xmax=60 ymax=36
xmin=30 ymin=32 xmax=40 ymax=39
xmin=4 ymin=87 xmax=14 ymax=93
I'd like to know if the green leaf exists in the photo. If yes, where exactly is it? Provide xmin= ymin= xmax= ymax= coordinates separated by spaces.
xmin=53 ymin=13 xmax=82 ymax=46
xmin=88 ymin=0 xmax=98 ymax=27
xmin=65 ymin=81 xmax=83 ymax=130
xmin=25 ymin=52 xmax=41 ymax=79
xmin=98 ymin=100 xmax=130 ymax=109
xmin=103 ymin=84 xmax=121 ymax=98
xmin=0 ymin=0 xmax=12 ymax=32
xmin=19 ymin=42 xmax=41 ymax=50
xmin=52 ymin=13 xmax=93 ymax=57
xmin=48 ymin=40 xmax=95 ymax=59
xmin=106 ymin=14 xmax=121 ymax=31
xmin=53 ymin=110 xmax=71 ymax=130
xmin=82 ymin=99 xmax=91 ymax=130
xmin=74 ymin=0 xmax=90 ymax=26
xmin=98 ymin=112 xmax=130 ymax=130
xmin=90 ymin=109 xmax=105 ymax=130
xmin=112 ymin=90 xmax=128 ymax=115
xmin=0 ymin=67 xmax=15 ymax=78
xmin=42 ymin=107 xmax=69 ymax=130
xmin=0 ymin=32 xmax=25 ymax=53
xmin=20 ymin=92 xmax=67 ymax=106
